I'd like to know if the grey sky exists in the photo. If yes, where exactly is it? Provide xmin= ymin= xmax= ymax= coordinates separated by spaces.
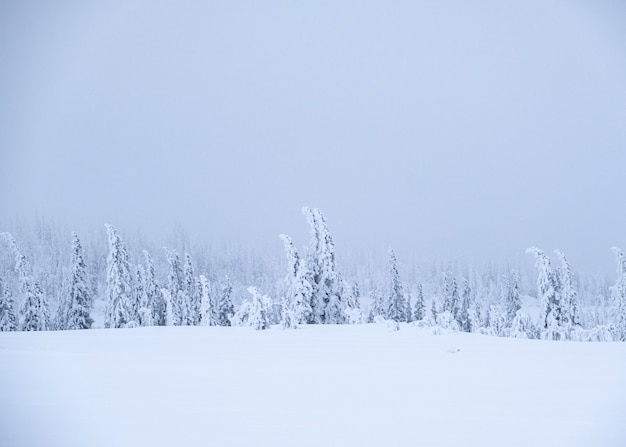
xmin=1 ymin=1 xmax=626 ymax=274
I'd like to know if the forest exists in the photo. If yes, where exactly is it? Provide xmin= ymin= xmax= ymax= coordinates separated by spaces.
xmin=1 ymin=207 xmax=625 ymax=341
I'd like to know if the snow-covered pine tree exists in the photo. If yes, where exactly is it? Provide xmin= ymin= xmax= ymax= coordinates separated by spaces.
xmin=343 ymin=281 xmax=362 ymax=324
xmin=143 ymin=250 xmax=165 ymax=326
xmin=554 ymin=249 xmax=579 ymax=331
xmin=441 ymin=272 xmax=459 ymax=322
xmin=509 ymin=311 xmax=536 ymax=339
xmin=161 ymin=288 xmax=175 ymax=327
xmin=413 ymin=282 xmax=425 ymax=322
xmin=164 ymin=248 xmax=185 ymax=326
xmin=20 ymin=280 xmax=51 ymax=331
xmin=527 ymin=246 xmax=565 ymax=340
xmin=1 ymin=232 xmax=50 ymax=331
xmin=198 ymin=275 xmax=214 ymax=326
xmin=457 ymin=279 xmax=472 ymax=332
xmin=302 ymin=207 xmax=342 ymax=324
xmin=135 ymin=264 xmax=153 ymax=327
xmin=610 ymin=247 xmax=626 ymax=340
xmin=280 ymin=294 xmax=298 ymax=329
xmin=183 ymin=253 xmax=200 ymax=325
xmin=0 ymin=277 xmax=17 ymax=331
xmin=66 ymin=233 xmax=93 ymax=330
xmin=386 ymin=249 xmax=407 ymax=322
xmin=367 ymin=289 xmax=385 ymax=323
xmin=216 ymin=276 xmax=234 ymax=326
xmin=247 ymin=286 xmax=269 ymax=330
xmin=279 ymin=234 xmax=313 ymax=325
xmin=503 ymin=270 xmax=522 ymax=325
xmin=104 ymin=224 xmax=134 ymax=329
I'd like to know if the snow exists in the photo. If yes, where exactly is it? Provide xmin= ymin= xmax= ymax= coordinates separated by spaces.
xmin=1 ymin=324 xmax=625 ymax=447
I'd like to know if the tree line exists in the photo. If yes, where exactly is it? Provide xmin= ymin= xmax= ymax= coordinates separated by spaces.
xmin=1 ymin=208 xmax=625 ymax=341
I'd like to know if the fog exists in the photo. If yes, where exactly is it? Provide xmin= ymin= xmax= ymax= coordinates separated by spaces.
xmin=2 ymin=1 xmax=626 ymax=274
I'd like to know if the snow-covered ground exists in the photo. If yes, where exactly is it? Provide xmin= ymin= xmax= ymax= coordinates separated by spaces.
xmin=1 ymin=324 xmax=625 ymax=447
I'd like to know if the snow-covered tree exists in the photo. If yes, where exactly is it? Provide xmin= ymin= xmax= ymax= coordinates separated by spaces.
xmin=164 ymin=248 xmax=185 ymax=326
xmin=610 ymin=247 xmax=626 ymax=340
xmin=1 ymin=232 xmax=50 ymax=331
xmin=143 ymin=251 xmax=164 ymax=326
xmin=247 ymin=286 xmax=270 ymax=330
xmin=386 ymin=249 xmax=408 ymax=322
xmin=279 ymin=234 xmax=313 ymax=325
xmin=161 ymin=288 xmax=175 ymax=327
xmin=367 ymin=289 xmax=386 ymax=323
xmin=66 ymin=233 xmax=93 ymax=330
xmin=216 ymin=276 xmax=234 ymax=326
xmin=503 ymin=270 xmax=522 ymax=325
xmin=199 ymin=275 xmax=215 ymax=326
xmin=104 ymin=224 xmax=134 ymax=328
xmin=280 ymin=294 xmax=298 ymax=329
xmin=302 ymin=207 xmax=342 ymax=324
xmin=527 ymin=247 xmax=565 ymax=340
xmin=413 ymin=282 xmax=425 ymax=322
xmin=183 ymin=253 xmax=200 ymax=325
xmin=343 ymin=281 xmax=362 ymax=324
xmin=441 ymin=272 xmax=459 ymax=323
xmin=510 ymin=311 xmax=536 ymax=339
xmin=135 ymin=265 xmax=153 ymax=327
xmin=554 ymin=249 xmax=579 ymax=330
xmin=0 ymin=278 xmax=17 ymax=331
xmin=457 ymin=279 xmax=472 ymax=332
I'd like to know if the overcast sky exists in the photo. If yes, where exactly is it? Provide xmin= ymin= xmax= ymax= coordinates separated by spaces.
xmin=1 ymin=1 xmax=626 ymax=274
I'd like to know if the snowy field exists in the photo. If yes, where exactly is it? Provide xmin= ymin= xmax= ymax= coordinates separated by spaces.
xmin=1 ymin=324 xmax=625 ymax=447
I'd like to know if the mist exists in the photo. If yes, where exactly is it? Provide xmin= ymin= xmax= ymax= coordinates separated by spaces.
xmin=2 ymin=1 xmax=626 ymax=275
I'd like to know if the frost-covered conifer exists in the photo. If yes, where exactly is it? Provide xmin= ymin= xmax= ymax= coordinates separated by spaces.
xmin=135 ymin=265 xmax=153 ymax=327
xmin=554 ymin=250 xmax=579 ymax=330
xmin=367 ymin=290 xmax=386 ymax=323
xmin=0 ymin=278 xmax=17 ymax=331
xmin=441 ymin=272 xmax=459 ymax=323
xmin=161 ymin=288 xmax=175 ymax=327
xmin=216 ymin=277 xmax=234 ymax=326
xmin=527 ymin=247 xmax=565 ymax=340
xmin=386 ymin=249 xmax=407 ymax=322
xmin=487 ymin=305 xmax=507 ymax=337
xmin=413 ymin=282 xmax=425 ymax=322
xmin=20 ymin=281 xmax=51 ymax=331
xmin=183 ymin=253 xmax=199 ymax=325
xmin=199 ymin=275 xmax=215 ymax=326
xmin=610 ymin=247 xmax=626 ymax=340
xmin=510 ymin=311 xmax=536 ymax=339
xmin=164 ymin=248 xmax=185 ymax=326
xmin=2 ymin=232 xmax=50 ymax=331
xmin=280 ymin=294 xmax=297 ymax=329
xmin=104 ymin=225 xmax=134 ymax=328
xmin=343 ymin=281 xmax=362 ymax=324
xmin=504 ymin=270 xmax=522 ymax=325
xmin=143 ymin=251 xmax=164 ymax=326
xmin=457 ymin=279 xmax=472 ymax=332
xmin=66 ymin=233 xmax=93 ymax=330
xmin=247 ymin=287 xmax=270 ymax=330
xmin=279 ymin=234 xmax=313 ymax=324
xmin=302 ymin=207 xmax=342 ymax=324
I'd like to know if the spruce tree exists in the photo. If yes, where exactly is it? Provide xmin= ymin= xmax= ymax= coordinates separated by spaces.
xmin=104 ymin=224 xmax=134 ymax=329
xmin=183 ymin=253 xmax=199 ymax=325
xmin=554 ymin=249 xmax=579 ymax=330
xmin=143 ymin=251 xmax=165 ymax=326
xmin=413 ymin=282 xmax=425 ymax=322
xmin=199 ymin=275 xmax=215 ymax=326
xmin=386 ymin=249 xmax=407 ymax=322
xmin=279 ymin=234 xmax=313 ymax=325
xmin=0 ymin=278 xmax=17 ymax=331
xmin=66 ymin=233 xmax=93 ymax=330
xmin=527 ymin=247 xmax=564 ymax=340
xmin=216 ymin=276 xmax=234 ymax=326
xmin=247 ymin=287 xmax=269 ymax=330
xmin=164 ymin=248 xmax=185 ymax=326
xmin=503 ymin=270 xmax=522 ymax=325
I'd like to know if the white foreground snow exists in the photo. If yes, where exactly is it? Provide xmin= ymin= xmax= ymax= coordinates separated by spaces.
xmin=1 ymin=324 xmax=625 ymax=447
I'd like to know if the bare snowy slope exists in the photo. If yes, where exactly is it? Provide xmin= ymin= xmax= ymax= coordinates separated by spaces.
xmin=1 ymin=324 xmax=625 ymax=447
